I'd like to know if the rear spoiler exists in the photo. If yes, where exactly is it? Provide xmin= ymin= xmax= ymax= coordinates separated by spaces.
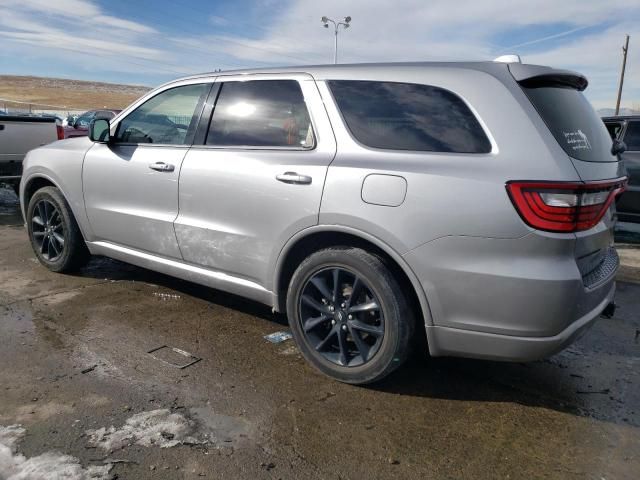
xmin=508 ymin=63 xmax=588 ymax=91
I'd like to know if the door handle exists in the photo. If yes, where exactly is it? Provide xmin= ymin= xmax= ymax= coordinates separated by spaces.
xmin=149 ymin=162 xmax=175 ymax=172
xmin=276 ymin=172 xmax=312 ymax=185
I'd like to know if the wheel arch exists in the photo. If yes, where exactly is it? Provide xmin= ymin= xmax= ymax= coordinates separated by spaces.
xmin=22 ymin=174 xmax=89 ymax=241
xmin=273 ymin=226 xmax=435 ymax=338
xmin=22 ymin=174 xmax=59 ymax=217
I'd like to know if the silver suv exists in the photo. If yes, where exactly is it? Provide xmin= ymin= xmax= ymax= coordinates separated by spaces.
xmin=20 ymin=61 xmax=627 ymax=384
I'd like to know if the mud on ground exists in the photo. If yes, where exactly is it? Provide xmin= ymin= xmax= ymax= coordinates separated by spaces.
xmin=1 ymin=186 xmax=639 ymax=479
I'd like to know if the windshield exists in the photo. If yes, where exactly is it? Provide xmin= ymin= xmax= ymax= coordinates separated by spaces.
xmin=522 ymin=84 xmax=616 ymax=162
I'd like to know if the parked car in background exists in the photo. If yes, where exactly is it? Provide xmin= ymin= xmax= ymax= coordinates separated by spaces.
xmin=0 ymin=115 xmax=62 ymax=194
xmin=64 ymin=109 xmax=120 ymax=138
xmin=603 ymin=116 xmax=640 ymax=224
xmin=20 ymin=61 xmax=625 ymax=384
xmin=62 ymin=114 xmax=78 ymax=127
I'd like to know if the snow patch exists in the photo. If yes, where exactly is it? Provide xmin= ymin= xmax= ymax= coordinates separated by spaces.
xmin=0 ymin=424 xmax=111 ymax=480
xmin=86 ymin=409 xmax=206 ymax=451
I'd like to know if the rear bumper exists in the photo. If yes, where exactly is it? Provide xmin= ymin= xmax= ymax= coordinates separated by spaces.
xmin=426 ymin=282 xmax=615 ymax=361
xmin=404 ymin=233 xmax=618 ymax=361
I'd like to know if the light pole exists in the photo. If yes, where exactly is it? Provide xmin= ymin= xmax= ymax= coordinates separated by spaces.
xmin=321 ymin=16 xmax=351 ymax=64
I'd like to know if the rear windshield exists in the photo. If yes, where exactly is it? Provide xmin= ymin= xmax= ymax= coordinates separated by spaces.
xmin=522 ymin=84 xmax=615 ymax=162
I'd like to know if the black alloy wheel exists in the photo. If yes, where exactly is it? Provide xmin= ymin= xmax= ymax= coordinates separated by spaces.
xmin=27 ymin=186 xmax=90 ymax=272
xmin=287 ymin=247 xmax=414 ymax=384
xmin=299 ymin=266 xmax=385 ymax=367
xmin=31 ymin=199 xmax=65 ymax=261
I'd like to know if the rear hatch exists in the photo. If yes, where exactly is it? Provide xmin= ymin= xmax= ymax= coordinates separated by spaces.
xmin=509 ymin=64 xmax=626 ymax=289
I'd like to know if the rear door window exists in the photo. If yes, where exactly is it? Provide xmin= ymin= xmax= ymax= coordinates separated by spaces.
xmin=206 ymin=80 xmax=314 ymax=148
xmin=521 ymin=84 xmax=615 ymax=162
xmin=327 ymin=80 xmax=491 ymax=153
xmin=623 ymin=121 xmax=640 ymax=151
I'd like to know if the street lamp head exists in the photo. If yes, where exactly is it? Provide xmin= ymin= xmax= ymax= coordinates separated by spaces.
xmin=343 ymin=23 xmax=350 ymax=28
xmin=344 ymin=16 xmax=351 ymax=23
xmin=324 ymin=23 xmax=329 ymax=28
xmin=321 ymin=16 xmax=329 ymax=23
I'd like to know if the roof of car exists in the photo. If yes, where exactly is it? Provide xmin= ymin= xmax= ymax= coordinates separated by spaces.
xmin=188 ymin=61 xmax=506 ymax=77
xmin=158 ymin=61 xmax=587 ymax=94
xmin=174 ymin=61 xmax=516 ymax=83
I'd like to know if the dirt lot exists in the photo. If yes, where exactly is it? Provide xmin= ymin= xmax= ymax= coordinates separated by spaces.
xmin=0 ymin=186 xmax=639 ymax=479
xmin=0 ymin=75 xmax=150 ymax=110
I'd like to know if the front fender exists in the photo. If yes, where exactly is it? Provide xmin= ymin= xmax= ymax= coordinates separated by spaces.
xmin=21 ymin=139 xmax=94 ymax=239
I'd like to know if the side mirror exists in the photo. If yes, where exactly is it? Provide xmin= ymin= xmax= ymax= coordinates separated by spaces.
xmin=89 ymin=118 xmax=111 ymax=143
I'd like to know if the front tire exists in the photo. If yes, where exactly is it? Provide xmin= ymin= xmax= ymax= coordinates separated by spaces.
xmin=287 ymin=247 xmax=414 ymax=384
xmin=27 ymin=186 xmax=90 ymax=272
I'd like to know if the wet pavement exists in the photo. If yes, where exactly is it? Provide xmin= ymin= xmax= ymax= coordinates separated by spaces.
xmin=1 ymin=185 xmax=639 ymax=479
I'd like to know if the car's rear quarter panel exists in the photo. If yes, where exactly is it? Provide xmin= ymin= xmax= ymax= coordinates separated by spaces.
xmin=316 ymin=66 xmax=582 ymax=253
xmin=316 ymin=65 xmax=618 ymax=342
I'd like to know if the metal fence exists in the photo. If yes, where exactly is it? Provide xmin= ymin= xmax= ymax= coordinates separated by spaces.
xmin=1 ymin=98 xmax=196 ymax=127
xmin=0 ymin=98 xmax=85 ymax=119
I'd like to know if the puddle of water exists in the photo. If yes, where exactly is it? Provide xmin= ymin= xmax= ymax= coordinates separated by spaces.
xmin=189 ymin=407 xmax=252 ymax=444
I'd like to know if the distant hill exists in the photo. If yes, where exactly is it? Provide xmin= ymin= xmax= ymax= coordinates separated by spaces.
xmin=597 ymin=107 xmax=640 ymax=117
xmin=0 ymin=75 xmax=151 ymax=110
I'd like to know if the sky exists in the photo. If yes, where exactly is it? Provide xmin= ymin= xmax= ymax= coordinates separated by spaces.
xmin=0 ymin=0 xmax=639 ymax=110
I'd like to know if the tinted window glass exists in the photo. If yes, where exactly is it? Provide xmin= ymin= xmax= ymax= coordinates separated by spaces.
xmin=115 ymin=84 xmax=208 ymax=145
xmin=328 ymin=80 xmax=491 ymax=153
xmin=522 ymin=85 xmax=615 ymax=162
xmin=604 ymin=121 xmax=623 ymax=140
xmin=623 ymin=121 xmax=640 ymax=151
xmin=207 ymin=80 xmax=314 ymax=148
xmin=75 ymin=112 xmax=95 ymax=127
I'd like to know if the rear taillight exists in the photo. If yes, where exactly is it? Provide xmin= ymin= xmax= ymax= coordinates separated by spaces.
xmin=56 ymin=124 xmax=64 ymax=140
xmin=506 ymin=178 xmax=627 ymax=233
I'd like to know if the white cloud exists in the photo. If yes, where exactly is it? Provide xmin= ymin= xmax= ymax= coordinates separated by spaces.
xmin=0 ymin=0 xmax=638 ymax=108
xmin=206 ymin=0 xmax=640 ymax=107
xmin=0 ymin=0 xmax=156 ymax=33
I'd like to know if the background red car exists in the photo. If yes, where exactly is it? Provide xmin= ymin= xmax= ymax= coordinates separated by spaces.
xmin=64 ymin=109 xmax=120 ymax=138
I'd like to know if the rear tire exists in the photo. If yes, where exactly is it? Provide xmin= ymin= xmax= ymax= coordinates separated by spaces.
xmin=27 ymin=186 xmax=90 ymax=272
xmin=287 ymin=247 xmax=414 ymax=384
